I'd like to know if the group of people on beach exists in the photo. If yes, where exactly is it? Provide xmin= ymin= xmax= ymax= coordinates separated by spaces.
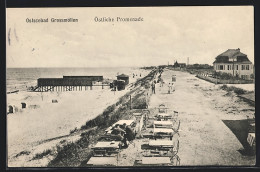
xmin=133 ymin=73 xmax=142 ymax=78
xmin=151 ymin=74 xmax=176 ymax=94
xmin=111 ymin=123 xmax=135 ymax=148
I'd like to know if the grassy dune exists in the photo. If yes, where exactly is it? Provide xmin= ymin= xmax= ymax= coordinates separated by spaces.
xmin=47 ymin=69 xmax=158 ymax=167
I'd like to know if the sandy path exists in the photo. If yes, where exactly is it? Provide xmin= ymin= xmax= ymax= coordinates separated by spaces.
xmin=148 ymin=69 xmax=255 ymax=166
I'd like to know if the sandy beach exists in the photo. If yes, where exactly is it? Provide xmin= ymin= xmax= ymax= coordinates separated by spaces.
xmin=7 ymin=69 xmax=150 ymax=167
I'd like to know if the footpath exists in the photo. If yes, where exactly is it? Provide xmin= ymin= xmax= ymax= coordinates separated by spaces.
xmin=148 ymin=69 xmax=255 ymax=166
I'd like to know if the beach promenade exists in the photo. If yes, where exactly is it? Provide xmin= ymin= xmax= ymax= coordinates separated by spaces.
xmin=148 ymin=69 xmax=255 ymax=165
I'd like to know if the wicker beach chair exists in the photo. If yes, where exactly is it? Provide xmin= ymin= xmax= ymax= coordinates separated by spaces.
xmin=158 ymin=104 xmax=167 ymax=113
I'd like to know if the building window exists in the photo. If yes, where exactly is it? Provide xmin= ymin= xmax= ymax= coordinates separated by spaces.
xmin=241 ymin=75 xmax=249 ymax=80
xmin=236 ymin=65 xmax=238 ymax=70
xmin=219 ymin=65 xmax=224 ymax=70
xmin=227 ymin=65 xmax=233 ymax=70
xmin=241 ymin=65 xmax=249 ymax=70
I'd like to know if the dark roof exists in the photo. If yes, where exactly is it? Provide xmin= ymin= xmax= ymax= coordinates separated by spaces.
xmin=117 ymin=74 xmax=129 ymax=78
xmin=63 ymin=76 xmax=103 ymax=78
xmin=213 ymin=49 xmax=251 ymax=63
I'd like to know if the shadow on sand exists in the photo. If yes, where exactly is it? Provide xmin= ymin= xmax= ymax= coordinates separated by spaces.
xmin=222 ymin=119 xmax=255 ymax=156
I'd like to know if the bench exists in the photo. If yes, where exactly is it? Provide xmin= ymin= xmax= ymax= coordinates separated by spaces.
xmin=87 ymin=156 xmax=118 ymax=166
xmin=154 ymin=121 xmax=173 ymax=128
xmin=92 ymin=141 xmax=121 ymax=156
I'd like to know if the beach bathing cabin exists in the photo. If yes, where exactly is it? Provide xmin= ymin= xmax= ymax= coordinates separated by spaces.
xmin=213 ymin=48 xmax=253 ymax=80
xmin=36 ymin=76 xmax=104 ymax=92
xmin=117 ymin=74 xmax=129 ymax=85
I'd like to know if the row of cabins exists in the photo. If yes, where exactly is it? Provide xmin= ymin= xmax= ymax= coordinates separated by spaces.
xmin=35 ymin=74 xmax=130 ymax=92
xmin=37 ymin=76 xmax=103 ymax=87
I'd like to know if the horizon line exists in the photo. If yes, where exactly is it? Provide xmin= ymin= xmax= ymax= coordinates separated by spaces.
xmin=6 ymin=63 xmax=213 ymax=69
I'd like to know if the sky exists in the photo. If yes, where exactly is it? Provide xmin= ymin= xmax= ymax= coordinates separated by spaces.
xmin=6 ymin=6 xmax=254 ymax=68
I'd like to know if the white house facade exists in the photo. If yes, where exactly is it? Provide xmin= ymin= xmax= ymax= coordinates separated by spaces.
xmin=213 ymin=49 xmax=253 ymax=80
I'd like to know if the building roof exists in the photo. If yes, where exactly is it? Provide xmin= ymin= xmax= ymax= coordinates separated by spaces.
xmin=213 ymin=48 xmax=251 ymax=64
xmin=117 ymin=74 xmax=129 ymax=78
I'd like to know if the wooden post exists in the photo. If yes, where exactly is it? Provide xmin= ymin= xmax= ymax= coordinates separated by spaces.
xmin=130 ymin=95 xmax=132 ymax=110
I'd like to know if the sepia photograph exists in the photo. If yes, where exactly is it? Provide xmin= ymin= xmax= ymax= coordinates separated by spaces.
xmin=6 ymin=6 xmax=255 ymax=167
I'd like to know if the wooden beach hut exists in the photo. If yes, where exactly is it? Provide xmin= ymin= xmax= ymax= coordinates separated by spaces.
xmin=117 ymin=74 xmax=129 ymax=85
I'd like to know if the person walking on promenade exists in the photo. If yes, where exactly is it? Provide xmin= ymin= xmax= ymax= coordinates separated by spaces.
xmin=151 ymin=81 xmax=156 ymax=94
xmin=160 ymin=78 xmax=164 ymax=87
xmin=168 ymin=82 xmax=171 ymax=94
xmin=171 ymin=82 xmax=175 ymax=92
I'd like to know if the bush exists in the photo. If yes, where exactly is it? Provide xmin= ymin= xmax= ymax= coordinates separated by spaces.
xmin=15 ymin=151 xmax=30 ymax=158
xmin=250 ymin=74 xmax=255 ymax=79
xmin=220 ymin=84 xmax=228 ymax=90
xmin=220 ymin=85 xmax=246 ymax=95
xmin=32 ymin=149 xmax=52 ymax=160
xmin=213 ymin=71 xmax=241 ymax=80
xmin=230 ymin=87 xmax=246 ymax=95
xmin=102 ymin=104 xmax=115 ymax=118
xmin=48 ymin=142 xmax=79 ymax=166
xmin=70 ymin=127 xmax=78 ymax=134
xmin=132 ymin=96 xmax=147 ymax=109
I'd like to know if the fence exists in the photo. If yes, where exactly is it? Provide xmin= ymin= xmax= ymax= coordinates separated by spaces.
xmin=196 ymin=74 xmax=254 ymax=84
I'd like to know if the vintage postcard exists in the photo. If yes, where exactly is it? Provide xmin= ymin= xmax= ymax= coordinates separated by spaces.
xmin=6 ymin=7 xmax=255 ymax=167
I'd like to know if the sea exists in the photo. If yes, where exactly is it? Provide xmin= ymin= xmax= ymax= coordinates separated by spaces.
xmin=6 ymin=67 xmax=143 ymax=92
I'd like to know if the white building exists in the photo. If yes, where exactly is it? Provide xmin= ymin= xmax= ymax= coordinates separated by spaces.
xmin=213 ymin=48 xmax=253 ymax=80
